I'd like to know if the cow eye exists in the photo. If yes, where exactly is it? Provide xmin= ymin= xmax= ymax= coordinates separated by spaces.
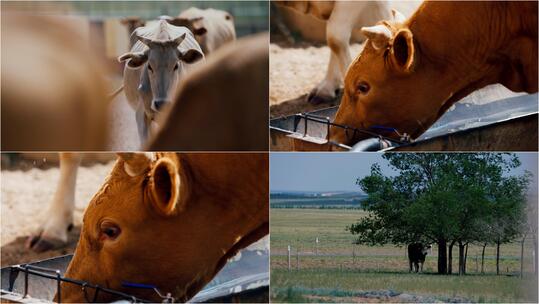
xmin=357 ymin=82 xmax=370 ymax=94
xmin=100 ymin=221 xmax=121 ymax=240
xmin=173 ymin=63 xmax=179 ymax=71
xmin=148 ymin=65 xmax=153 ymax=72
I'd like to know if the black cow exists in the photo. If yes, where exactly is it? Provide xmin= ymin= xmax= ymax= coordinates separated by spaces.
xmin=408 ymin=243 xmax=431 ymax=273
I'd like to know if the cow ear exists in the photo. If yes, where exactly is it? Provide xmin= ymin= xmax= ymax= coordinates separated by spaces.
xmin=390 ymin=28 xmax=415 ymax=73
xmin=361 ymin=24 xmax=392 ymax=50
xmin=167 ymin=17 xmax=190 ymax=27
xmin=118 ymin=51 xmax=148 ymax=68
xmin=149 ymin=158 xmax=182 ymax=216
xmin=180 ymin=49 xmax=204 ymax=63
xmin=193 ymin=26 xmax=207 ymax=36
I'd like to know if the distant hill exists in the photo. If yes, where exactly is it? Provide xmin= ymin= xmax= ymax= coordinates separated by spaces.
xmin=270 ymin=191 xmax=367 ymax=209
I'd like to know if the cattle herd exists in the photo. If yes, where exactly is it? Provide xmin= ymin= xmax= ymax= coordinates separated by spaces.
xmin=0 ymin=0 xmax=537 ymax=303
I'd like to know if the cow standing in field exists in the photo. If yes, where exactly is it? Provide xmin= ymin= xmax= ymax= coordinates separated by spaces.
xmin=331 ymin=1 xmax=538 ymax=146
xmin=408 ymin=243 xmax=431 ymax=273
xmin=120 ymin=20 xmax=204 ymax=143
xmin=168 ymin=7 xmax=236 ymax=55
xmin=55 ymin=153 xmax=269 ymax=302
xmin=275 ymin=1 xmax=393 ymax=104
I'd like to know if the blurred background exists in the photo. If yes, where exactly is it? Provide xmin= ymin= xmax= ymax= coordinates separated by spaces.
xmin=2 ymin=1 xmax=269 ymax=151
xmin=3 ymin=1 xmax=268 ymax=70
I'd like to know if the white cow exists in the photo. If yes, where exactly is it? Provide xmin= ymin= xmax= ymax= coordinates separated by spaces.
xmin=168 ymin=7 xmax=236 ymax=55
xmin=27 ymin=153 xmax=81 ymax=252
xmin=276 ymin=1 xmax=392 ymax=104
xmin=120 ymin=20 xmax=204 ymax=143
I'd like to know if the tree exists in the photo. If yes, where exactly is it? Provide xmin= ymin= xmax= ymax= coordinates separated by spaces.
xmin=348 ymin=153 xmax=527 ymax=275
xmin=488 ymin=174 xmax=530 ymax=275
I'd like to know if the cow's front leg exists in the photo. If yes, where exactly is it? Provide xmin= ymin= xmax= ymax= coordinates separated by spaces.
xmin=26 ymin=153 xmax=81 ymax=252
xmin=420 ymin=262 xmax=424 ymax=273
xmin=307 ymin=4 xmax=357 ymax=104
xmin=409 ymin=260 xmax=413 ymax=272
xmin=307 ymin=47 xmax=342 ymax=104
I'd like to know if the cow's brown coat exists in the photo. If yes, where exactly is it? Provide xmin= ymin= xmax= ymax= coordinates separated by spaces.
xmin=331 ymin=1 xmax=538 ymax=146
xmin=57 ymin=152 xmax=268 ymax=302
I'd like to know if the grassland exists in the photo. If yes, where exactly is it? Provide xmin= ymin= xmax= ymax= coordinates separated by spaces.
xmin=270 ymin=208 xmax=538 ymax=302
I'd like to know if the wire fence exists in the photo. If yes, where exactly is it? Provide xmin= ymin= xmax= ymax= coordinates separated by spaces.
xmin=272 ymin=243 xmax=537 ymax=276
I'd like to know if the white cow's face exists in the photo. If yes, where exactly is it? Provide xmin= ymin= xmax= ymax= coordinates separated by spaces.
xmin=119 ymin=34 xmax=203 ymax=115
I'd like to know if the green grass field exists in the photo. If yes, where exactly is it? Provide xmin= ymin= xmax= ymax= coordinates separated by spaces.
xmin=270 ymin=208 xmax=538 ymax=302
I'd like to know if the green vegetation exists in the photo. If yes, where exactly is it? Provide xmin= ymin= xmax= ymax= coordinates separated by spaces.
xmin=271 ymin=269 xmax=538 ymax=303
xmin=270 ymin=192 xmax=366 ymax=209
xmin=271 ymin=208 xmax=537 ymax=302
xmin=350 ymin=153 xmax=534 ymax=275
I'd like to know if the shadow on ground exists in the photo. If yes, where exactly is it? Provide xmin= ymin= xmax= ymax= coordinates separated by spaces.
xmin=270 ymin=90 xmax=342 ymax=118
xmin=1 ymin=226 xmax=80 ymax=267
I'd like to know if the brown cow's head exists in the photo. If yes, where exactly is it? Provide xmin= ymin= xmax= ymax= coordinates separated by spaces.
xmin=331 ymin=10 xmax=453 ymax=146
xmin=56 ymin=153 xmax=268 ymax=302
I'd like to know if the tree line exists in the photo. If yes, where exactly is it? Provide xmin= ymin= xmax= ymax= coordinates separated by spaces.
xmin=348 ymin=153 xmax=536 ymax=275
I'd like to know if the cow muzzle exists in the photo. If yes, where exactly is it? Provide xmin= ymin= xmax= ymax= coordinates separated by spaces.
xmin=151 ymin=99 xmax=169 ymax=112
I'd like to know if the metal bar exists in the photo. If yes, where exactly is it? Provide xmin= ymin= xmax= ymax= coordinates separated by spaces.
xmin=9 ymin=265 xmax=151 ymax=303
xmin=8 ymin=267 xmax=19 ymax=292
xmin=92 ymin=286 xmax=100 ymax=303
xmin=294 ymin=112 xmax=410 ymax=144
xmin=56 ymin=270 xmax=61 ymax=303
xmin=303 ymin=114 xmax=308 ymax=136
xmin=24 ymin=265 xmax=64 ymax=273
xmin=23 ymin=266 xmax=29 ymax=298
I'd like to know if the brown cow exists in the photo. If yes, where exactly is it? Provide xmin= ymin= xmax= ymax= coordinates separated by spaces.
xmin=1 ymin=14 xmax=109 ymax=151
xmin=331 ymin=1 xmax=538 ymax=146
xmin=56 ymin=152 xmax=268 ymax=302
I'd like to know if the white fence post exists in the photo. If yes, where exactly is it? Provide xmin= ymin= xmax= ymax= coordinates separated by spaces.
xmin=287 ymin=245 xmax=291 ymax=271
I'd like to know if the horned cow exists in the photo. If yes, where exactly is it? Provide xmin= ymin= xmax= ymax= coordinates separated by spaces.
xmin=331 ymin=1 xmax=538 ymax=146
xmin=56 ymin=152 xmax=269 ymax=302
xmin=119 ymin=20 xmax=204 ymax=143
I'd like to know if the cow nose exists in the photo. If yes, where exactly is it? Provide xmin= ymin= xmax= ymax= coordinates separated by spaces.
xmin=152 ymin=99 xmax=168 ymax=112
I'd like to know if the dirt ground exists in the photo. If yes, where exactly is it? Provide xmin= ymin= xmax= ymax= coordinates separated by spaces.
xmin=269 ymin=43 xmax=521 ymax=118
xmin=269 ymin=43 xmax=364 ymax=117
xmin=1 ymin=161 xmax=115 ymax=266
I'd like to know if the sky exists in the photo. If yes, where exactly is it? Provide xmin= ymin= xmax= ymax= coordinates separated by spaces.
xmin=270 ymin=153 xmax=538 ymax=194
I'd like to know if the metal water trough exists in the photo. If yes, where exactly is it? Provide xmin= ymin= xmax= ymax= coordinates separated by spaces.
xmin=270 ymin=93 xmax=538 ymax=151
xmin=0 ymin=248 xmax=269 ymax=303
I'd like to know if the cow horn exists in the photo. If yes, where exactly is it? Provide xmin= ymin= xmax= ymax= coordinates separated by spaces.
xmin=172 ymin=33 xmax=186 ymax=46
xmin=135 ymin=32 xmax=153 ymax=46
xmin=391 ymin=9 xmax=406 ymax=23
xmin=361 ymin=24 xmax=392 ymax=50
xmin=117 ymin=153 xmax=154 ymax=177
